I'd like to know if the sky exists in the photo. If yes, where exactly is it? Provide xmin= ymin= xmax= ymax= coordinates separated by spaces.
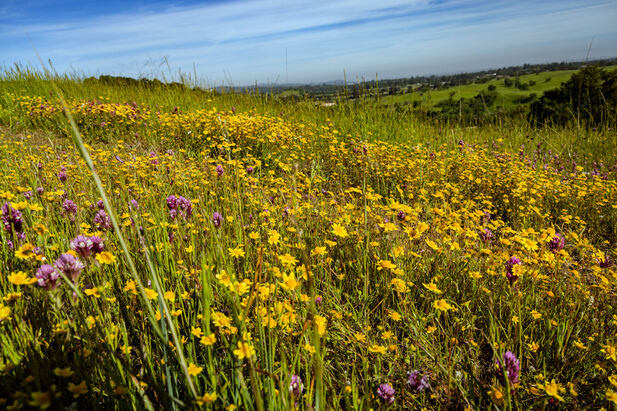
xmin=1 ymin=0 xmax=616 ymax=86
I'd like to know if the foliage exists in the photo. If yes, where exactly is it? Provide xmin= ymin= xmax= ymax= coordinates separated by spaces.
xmin=530 ymin=66 xmax=617 ymax=127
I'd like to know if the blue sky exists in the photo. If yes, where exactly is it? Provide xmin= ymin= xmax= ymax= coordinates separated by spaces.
xmin=1 ymin=0 xmax=616 ymax=86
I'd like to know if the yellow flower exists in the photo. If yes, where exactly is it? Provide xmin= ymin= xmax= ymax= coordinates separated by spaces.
xmin=68 ymin=380 xmax=88 ymax=398
xmin=530 ymin=310 xmax=542 ymax=320
xmin=233 ymin=341 xmax=256 ymax=360
xmin=354 ymin=333 xmax=366 ymax=343
xmin=331 ymin=223 xmax=348 ymax=238
xmin=187 ymin=363 xmax=203 ymax=376
xmin=267 ymin=230 xmax=280 ymax=245
xmin=278 ymin=253 xmax=298 ymax=267
xmin=8 ymin=271 xmax=37 ymax=286
xmin=387 ymin=310 xmax=402 ymax=321
xmin=228 ymin=246 xmax=245 ymax=258
xmin=0 ymin=304 xmax=11 ymax=321
xmin=602 ymin=344 xmax=617 ymax=362
xmin=84 ymin=287 xmax=101 ymax=298
xmin=304 ymin=344 xmax=315 ymax=353
xmin=144 ymin=288 xmax=158 ymax=300
xmin=423 ymin=283 xmax=442 ymax=294
xmin=53 ymin=367 xmax=74 ymax=377
xmin=312 ymin=246 xmax=327 ymax=256
xmin=29 ymin=390 xmax=53 ymax=409
xmin=528 ymin=341 xmax=539 ymax=352
xmin=164 ymin=291 xmax=175 ymax=302
xmin=191 ymin=327 xmax=203 ymax=338
xmin=124 ymin=280 xmax=138 ymax=295
xmin=425 ymin=239 xmax=441 ymax=252
xmin=543 ymin=379 xmax=565 ymax=401
xmin=314 ymin=315 xmax=327 ymax=336
xmin=200 ymin=333 xmax=216 ymax=346
xmin=433 ymin=299 xmax=454 ymax=312
xmin=15 ymin=243 xmax=36 ymax=260
xmin=607 ymin=389 xmax=617 ymax=404
xmin=196 ymin=392 xmax=217 ymax=405
xmin=95 ymin=251 xmax=116 ymax=264
xmin=377 ymin=260 xmax=397 ymax=271
xmin=368 ymin=345 xmax=388 ymax=354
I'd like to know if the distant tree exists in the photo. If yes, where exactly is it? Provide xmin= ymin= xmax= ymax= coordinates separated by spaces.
xmin=529 ymin=66 xmax=617 ymax=127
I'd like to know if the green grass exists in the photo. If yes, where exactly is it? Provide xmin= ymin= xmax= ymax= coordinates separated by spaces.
xmin=0 ymin=69 xmax=617 ymax=409
xmin=381 ymin=66 xmax=617 ymax=109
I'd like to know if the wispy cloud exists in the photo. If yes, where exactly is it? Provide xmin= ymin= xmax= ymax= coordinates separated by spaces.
xmin=1 ymin=0 xmax=616 ymax=85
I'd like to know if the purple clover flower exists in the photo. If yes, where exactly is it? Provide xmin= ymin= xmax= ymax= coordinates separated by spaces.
xmin=36 ymin=264 xmax=61 ymax=291
xmin=505 ymin=256 xmax=521 ymax=285
xmin=94 ymin=210 xmax=112 ymax=231
xmin=480 ymin=228 xmax=494 ymax=242
xmin=62 ymin=199 xmax=78 ymax=216
xmin=548 ymin=233 xmax=565 ymax=253
xmin=2 ymin=202 xmax=23 ymax=233
xmin=57 ymin=166 xmax=68 ymax=182
xmin=407 ymin=370 xmax=430 ymax=392
xmin=90 ymin=236 xmax=105 ymax=253
xmin=289 ymin=374 xmax=304 ymax=398
xmin=212 ymin=212 xmax=223 ymax=228
xmin=216 ymin=165 xmax=224 ymax=177
xmin=497 ymin=351 xmax=520 ymax=385
xmin=246 ymin=166 xmax=254 ymax=174
xmin=70 ymin=235 xmax=94 ymax=258
xmin=166 ymin=195 xmax=192 ymax=219
xmin=377 ymin=383 xmax=395 ymax=404
xmin=54 ymin=253 xmax=85 ymax=283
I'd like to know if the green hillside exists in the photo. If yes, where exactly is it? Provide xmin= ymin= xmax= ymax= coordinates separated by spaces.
xmin=382 ymin=66 xmax=617 ymax=109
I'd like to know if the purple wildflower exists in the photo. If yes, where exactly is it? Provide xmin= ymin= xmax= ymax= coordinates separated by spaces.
xmin=505 ymin=256 xmax=521 ymax=285
xmin=480 ymin=228 xmax=494 ymax=242
xmin=497 ymin=351 xmax=520 ymax=385
xmin=176 ymin=196 xmax=192 ymax=218
xmin=212 ymin=212 xmax=223 ymax=228
xmin=54 ymin=253 xmax=85 ymax=283
xmin=166 ymin=195 xmax=177 ymax=210
xmin=397 ymin=210 xmax=406 ymax=221
xmin=90 ymin=236 xmax=105 ymax=254
xmin=57 ymin=166 xmax=68 ymax=182
xmin=94 ymin=210 xmax=112 ymax=231
xmin=62 ymin=199 xmax=78 ymax=216
xmin=315 ymin=296 xmax=323 ymax=304
xmin=36 ymin=187 xmax=44 ymax=195
xmin=70 ymin=235 xmax=94 ymax=258
xmin=36 ymin=264 xmax=61 ymax=291
xmin=407 ymin=370 xmax=430 ymax=392
xmin=548 ymin=233 xmax=565 ymax=253
xmin=289 ymin=374 xmax=304 ymax=398
xmin=2 ymin=202 xmax=23 ymax=233
xmin=97 ymin=200 xmax=105 ymax=210
xmin=377 ymin=383 xmax=395 ymax=404
xmin=246 ymin=166 xmax=254 ymax=174
xmin=130 ymin=199 xmax=139 ymax=210
xmin=216 ymin=165 xmax=224 ymax=177
xmin=23 ymin=191 xmax=33 ymax=200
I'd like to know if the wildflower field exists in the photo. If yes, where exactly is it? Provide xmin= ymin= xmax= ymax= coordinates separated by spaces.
xmin=0 ymin=72 xmax=617 ymax=410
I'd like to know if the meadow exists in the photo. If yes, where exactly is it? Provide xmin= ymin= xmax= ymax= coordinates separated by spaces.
xmin=381 ymin=66 xmax=617 ymax=110
xmin=0 ymin=69 xmax=616 ymax=410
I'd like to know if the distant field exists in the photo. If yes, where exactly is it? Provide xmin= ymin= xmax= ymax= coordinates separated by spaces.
xmin=382 ymin=65 xmax=617 ymax=109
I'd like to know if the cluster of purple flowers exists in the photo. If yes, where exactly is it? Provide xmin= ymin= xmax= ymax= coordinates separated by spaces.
xmin=497 ymin=351 xmax=520 ymax=386
xmin=1 ymin=202 xmax=23 ymax=235
xmin=376 ymin=370 xmax=430 ymax=405
xmin=57 ymin=166 xmax=68 ymax=182
xmin=166 ymin=195 xmax=192 ymax=220
xmin=505 ymin=256 xmax=522 ymax=285
xmin=216 ymin=165 xmax=224 ymax=177
xmin=212 ymin=212 xmax=223 ymax=228
xmin=377 ymin=383 xmax=395 ymax=404
xmin=94 ymin=209 xmax=112 ymax=231
xmin=480 ymin=228 xmax=494 ymax=242
xmin=62 ymin=199 xmax=78 ymax=220
xmin=70 ymin=235 xmax=105 ymax=258
xmin=407 ymin=370 xmax=430 ymax=392
xmin=289 ymin=374 xmax=304 ymax=398
xmin=36 ymin=253 xmax=86 ymax=289
xmin=548 ymin=233 xmax=565 ymax=253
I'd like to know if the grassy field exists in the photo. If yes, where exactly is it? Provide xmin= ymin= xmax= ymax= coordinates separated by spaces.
xmin=381 ymin=66 xmax=617 ymax=109
xmin=0 ymin=70 xmax=616 ymax=409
